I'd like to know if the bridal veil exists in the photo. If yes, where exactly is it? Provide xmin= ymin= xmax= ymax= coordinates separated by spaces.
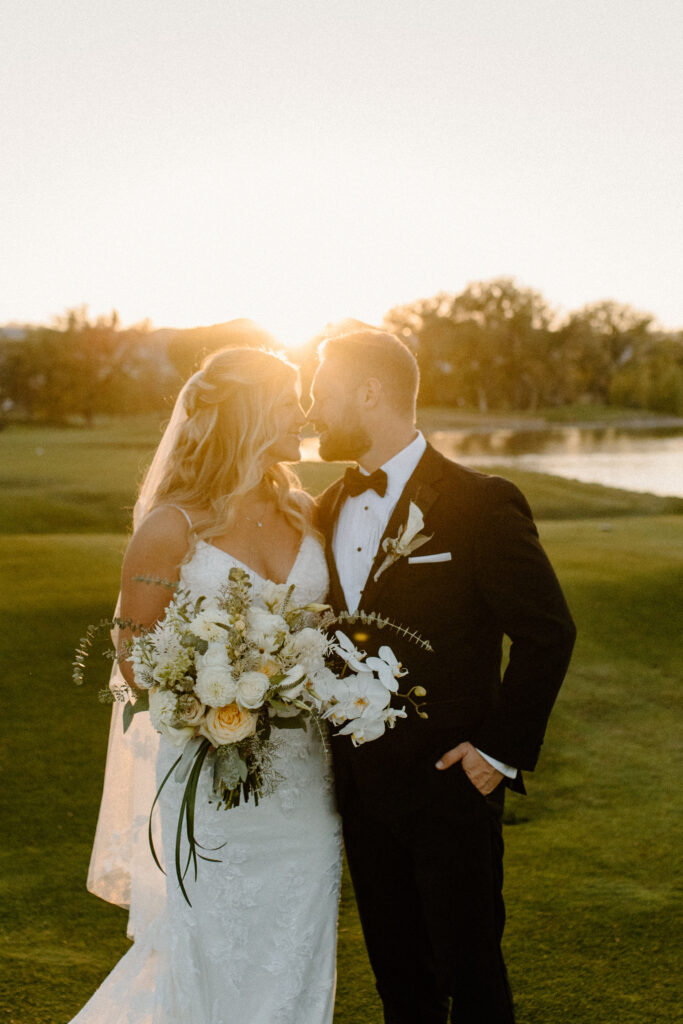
xmin=86 ymin=373 xmax=199 ymax=937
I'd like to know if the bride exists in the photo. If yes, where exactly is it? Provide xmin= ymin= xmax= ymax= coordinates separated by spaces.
xmin=71 ymin=347 xmax=342 ymax=1024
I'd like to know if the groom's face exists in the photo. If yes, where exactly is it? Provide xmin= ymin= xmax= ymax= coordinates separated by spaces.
xmin=309 ymin=359 xmax=372 ymax=463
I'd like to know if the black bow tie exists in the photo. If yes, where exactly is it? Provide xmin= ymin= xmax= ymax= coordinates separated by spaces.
xmin=343 ymin=466 xmax=388 ymax=498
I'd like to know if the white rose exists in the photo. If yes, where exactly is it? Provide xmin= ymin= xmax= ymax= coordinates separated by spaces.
xmin=199 ymin=703 xmax=258 ymax=746
xmin=235 ymin=671 xmax=270 ymax=710
xmin=196 ymin=642 xmax=231 ymax=669
xmin=195 ymin=666 xmax=238 ymax=708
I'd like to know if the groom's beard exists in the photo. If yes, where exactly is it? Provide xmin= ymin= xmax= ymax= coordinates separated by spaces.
xmin=317 ymin=421 xmax=372 ymax=463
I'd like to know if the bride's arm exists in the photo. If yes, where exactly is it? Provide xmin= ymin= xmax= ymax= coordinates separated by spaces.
xmin=116 ymin=506 xmax=191 ymax=690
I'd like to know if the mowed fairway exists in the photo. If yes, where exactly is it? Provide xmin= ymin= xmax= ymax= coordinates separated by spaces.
xmin=1 ymin=419 xmax=681 ymax=1023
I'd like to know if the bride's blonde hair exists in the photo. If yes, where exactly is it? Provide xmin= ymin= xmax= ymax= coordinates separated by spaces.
xmin=144 ymin=347 xmax=310 ymax=542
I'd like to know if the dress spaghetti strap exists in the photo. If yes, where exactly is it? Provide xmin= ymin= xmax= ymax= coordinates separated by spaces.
xmin=166 ymin=504 xmax=193 ymax=530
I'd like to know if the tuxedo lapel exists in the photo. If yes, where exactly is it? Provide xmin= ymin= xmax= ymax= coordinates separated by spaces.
xmin=321 ymin=479 xmax=347 ymax=611
xmin=359 ymin=445 xmax=444 ymax=610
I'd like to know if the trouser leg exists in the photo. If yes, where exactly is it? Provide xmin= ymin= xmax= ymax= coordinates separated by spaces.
xmin=342 ymin=772 xmax=515 ymax=1024
xmin=409 ymin=775 xmax=515 ymax=1023
xmin=342 ymin=802 xmax=450 ymax=1024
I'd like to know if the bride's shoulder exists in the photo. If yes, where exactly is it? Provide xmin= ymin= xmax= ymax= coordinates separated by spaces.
xmin=125 ymin=505 xmax=193 ymax=565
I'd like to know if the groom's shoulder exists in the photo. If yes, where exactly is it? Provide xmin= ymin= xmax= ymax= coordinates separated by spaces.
xmin=425 ymin=445 xmax=531 ymax=515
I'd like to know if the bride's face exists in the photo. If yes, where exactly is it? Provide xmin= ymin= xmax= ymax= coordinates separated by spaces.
xmin=265 ymin=385 xmax=306 ymax=464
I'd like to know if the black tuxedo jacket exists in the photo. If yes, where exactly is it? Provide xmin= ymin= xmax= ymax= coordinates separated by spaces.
xmin=317 ymin=444 xmax=576 ymax=814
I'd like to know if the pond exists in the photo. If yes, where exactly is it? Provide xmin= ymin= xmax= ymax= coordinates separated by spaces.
xmin=301 ymin=426 xmax=683 ymax=498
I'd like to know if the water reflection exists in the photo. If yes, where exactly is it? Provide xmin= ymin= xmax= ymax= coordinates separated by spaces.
xmin=431 ymin=426 xmax=683 ymax=498
xmin=300 ymin=427 xmax=683 ymax=498
xmin=429 ymin=425 xmax=683 ymax=458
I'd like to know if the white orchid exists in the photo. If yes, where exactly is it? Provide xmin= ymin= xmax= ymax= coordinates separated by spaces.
xmin=322 ymin=671 xmax=391 ymax=726
xmin=365 ymin=645 xmax=408 ymax=692
xmin=331 ymin=630 xmax=367 ymax=671
xmin=337 ymin=715 xmax=387 ymax=746
xmin=383 ymin=705 xmax=407 ymax=729
xmin=373 ymin=501 xmax=433 ymax=582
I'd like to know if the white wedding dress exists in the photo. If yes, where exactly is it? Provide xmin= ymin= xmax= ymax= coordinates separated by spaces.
xmin=71 ymin=533 xmax=342 ymax=1024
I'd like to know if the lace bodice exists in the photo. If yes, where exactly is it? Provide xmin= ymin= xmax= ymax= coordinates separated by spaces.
xmin=180 ymin=532 xmax=329 ymax=607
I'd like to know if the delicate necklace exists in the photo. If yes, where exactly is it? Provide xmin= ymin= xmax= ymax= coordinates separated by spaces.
xmin=243 ymin=513 xmax=264 ymax=528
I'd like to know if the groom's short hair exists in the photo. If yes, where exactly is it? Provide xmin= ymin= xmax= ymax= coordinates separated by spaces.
xmin=319 ymin=330 xmax=419 ymax=417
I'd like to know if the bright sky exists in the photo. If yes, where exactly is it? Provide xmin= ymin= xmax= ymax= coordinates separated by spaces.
xmin=2 ymin=0 xmax=682 ymax=345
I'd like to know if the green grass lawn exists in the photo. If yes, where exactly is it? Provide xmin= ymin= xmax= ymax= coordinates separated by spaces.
xmin=1 ymin=421 xmax=682 ymax=1023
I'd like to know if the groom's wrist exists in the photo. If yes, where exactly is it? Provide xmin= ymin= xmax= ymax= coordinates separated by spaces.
xmin=475 ymin=748 xmax=517 ymax=778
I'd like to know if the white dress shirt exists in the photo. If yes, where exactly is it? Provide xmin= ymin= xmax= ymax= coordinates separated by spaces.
xmin=332 ymin=431 xmax=517 ymax=780
xmin=333 ymin=431 xmax=427 ymax=613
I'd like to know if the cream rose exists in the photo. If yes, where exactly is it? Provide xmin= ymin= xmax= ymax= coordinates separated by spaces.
xmin=200 ymin=703 xmax=258 ymax=746
xmin=235 ymin=671 xmax=270 ymax=710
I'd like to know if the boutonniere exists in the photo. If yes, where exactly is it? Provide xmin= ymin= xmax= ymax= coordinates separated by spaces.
xmin=373 ymin=502 xmax=433 ymax=582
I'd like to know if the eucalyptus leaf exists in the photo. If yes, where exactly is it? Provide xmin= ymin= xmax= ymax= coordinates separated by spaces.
xmin=133 ymin=689 xmax=150 ymax=714
xmin=122 ymin=700 xmax=134 ymax=733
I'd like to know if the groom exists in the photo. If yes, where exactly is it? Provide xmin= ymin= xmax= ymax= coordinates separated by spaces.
xmin=310 ymin=330 xmax=576 ymax=1024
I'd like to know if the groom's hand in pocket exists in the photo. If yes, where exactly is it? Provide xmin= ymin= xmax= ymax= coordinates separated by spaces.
xmin=435 ymin=741 xmax=504 ymax=795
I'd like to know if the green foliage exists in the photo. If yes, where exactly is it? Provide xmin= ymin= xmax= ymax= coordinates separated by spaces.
xmin=0 ymin=308 xmax=178 ymax=424
xmin=165 ymin=318 xmax=279 ymax=379
xmin=385 ymin=279 xmax=683 ymax=415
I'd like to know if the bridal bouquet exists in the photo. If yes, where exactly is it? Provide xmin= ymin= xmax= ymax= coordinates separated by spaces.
xmin=76 ymin=566 xmax=430 ymax=903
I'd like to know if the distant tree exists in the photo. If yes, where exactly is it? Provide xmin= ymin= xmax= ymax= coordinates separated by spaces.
xmin=0 ymin=308 xmax=178 ymax=423
xmin=385 ymin=279 xmax=556 ymax=411
xmin=556 ymin=300 xmax=654 ymax=405
xmin=609 ymin=333 xmax=683 ymax=415
xmin=166 ymin=320 xmax=279 ymax=380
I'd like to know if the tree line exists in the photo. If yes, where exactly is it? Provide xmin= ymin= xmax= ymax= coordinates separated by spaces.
xmin=1 ymin=280 xmax=682 ymax=424
xmin=383 ymin=279 xmax=683 ymax=415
